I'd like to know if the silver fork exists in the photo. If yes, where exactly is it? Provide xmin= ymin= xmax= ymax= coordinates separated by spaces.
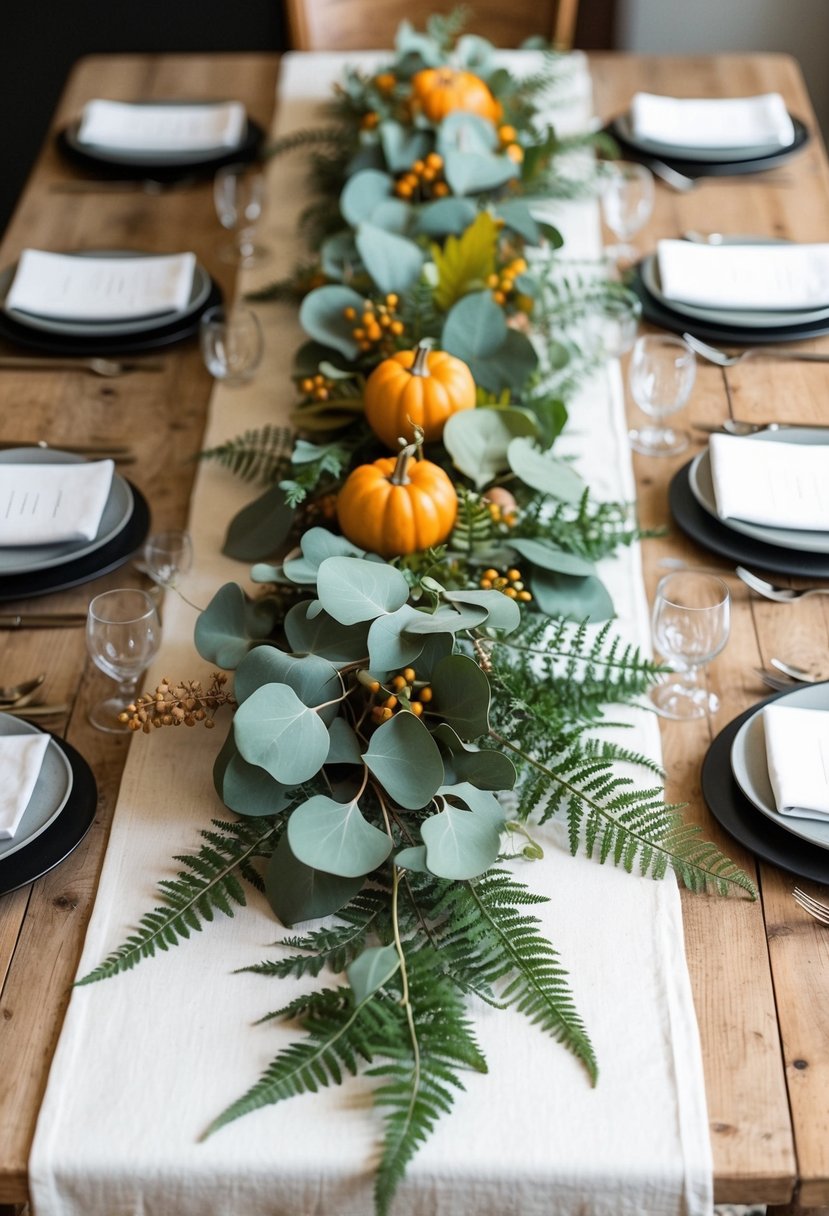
xmin=0 ymin=355 xmax=165 ymax=377
xmin=683 ymin=333 xmax=829 ymax=368
xmin=793 ymin=887 xmax=829 ymax=925
xmin=736 ymin=566 xmax=829 ymax=603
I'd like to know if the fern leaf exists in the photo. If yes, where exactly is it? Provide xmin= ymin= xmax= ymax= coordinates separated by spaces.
xmin=198 ymin=426 xmax=293 ymax=485
xmin=77 ymin=819 xmax=279 ymax=985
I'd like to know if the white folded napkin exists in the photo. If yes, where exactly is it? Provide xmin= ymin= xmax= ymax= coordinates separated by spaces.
xmin=630 ymin=92 xmax=794 ymax=149
xmin=6 ymin=250 xmax=197 ymax=322
xmin=0 ymin=460 xmax=114 ymax=547
xmin=0 ymin=734 xmax=50 ymax=839
xmin=77 ymin=100 xmax=246 ymax=152
xmin=763 ymin=704 xmax=829 ymax=820
xmin=709 ymin=433 xmax=829 ymax=531
xmin=657 ymin=239 xmax=829 ymax=311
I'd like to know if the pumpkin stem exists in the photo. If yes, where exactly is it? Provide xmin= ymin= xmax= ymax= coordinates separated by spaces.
xmin=390 ymin=428 xmax=424 ymax=485
xmin=410 ymin=338 xmax=433 ymax=378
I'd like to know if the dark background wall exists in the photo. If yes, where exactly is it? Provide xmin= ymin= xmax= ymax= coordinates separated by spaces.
xmin=0 ymin=2 xmax=289 ymax=234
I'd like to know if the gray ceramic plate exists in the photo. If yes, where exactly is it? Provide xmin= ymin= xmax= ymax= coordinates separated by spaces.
xmin=731 ymin=682 xmax=829 ymax=853
xmin=613 ymin=112 xmax=795 ymax=163
xmin=0 ymin=448 xmax=134 ymax=575
xmin=640 ymin=249 xmax=829 ymax=329
xmin=65 ymin=100 xmax=248 ymax=166
xmin=0 ymin=251 xmax=210 ymax=338
xmin=689 ymin=429 xmax=829 ymax=555
xmin=0 ymin=715 xmax=73 ymax=861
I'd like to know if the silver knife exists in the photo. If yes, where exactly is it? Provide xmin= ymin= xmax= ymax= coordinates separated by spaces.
xmin=0 ymin=614 xmax=87 ymax=629
xmin=693 ymin=420 xmax=828 ymax=436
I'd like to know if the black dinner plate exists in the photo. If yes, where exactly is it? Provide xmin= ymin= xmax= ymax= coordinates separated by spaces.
xmin=701 ymin=689 xmax=829 ymax=884
xmin=629 ymin=264 xmax=829 ymax=345
xmin=669 ymin=462 xmax=829 ymax=578
xmin=0 ymin=731 xmax=97 ymax=897
xmin=0 ymin=481 xmax=150 ymax=601
xmin=0 ymin=279 xmax=221 ymax=356
xmin=57 ymin=117 xmax=265 ymax=181
xmin=608 ymin=114 xmax=809 ymax=178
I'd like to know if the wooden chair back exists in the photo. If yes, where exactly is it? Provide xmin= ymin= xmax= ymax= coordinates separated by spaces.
xmin=285 ymin=0 xmax=581 ymax=52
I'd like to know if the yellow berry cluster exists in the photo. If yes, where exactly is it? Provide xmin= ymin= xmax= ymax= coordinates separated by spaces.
xmin=487 ymin=256 xmax=529 ymax=307
xmin=299 ymin=372 xmax=335 ymax=402
xmin=118 ymin=674 xmax=234 ymax=733
xmin=479 ymin=567 xmax=532 ymax=603
xmin=343 ymin=295 xmax=405 ymax=355
xmin=498 ymin=124 xmax=524 ymax=164
xmin=394 ymin=152 xmax=450 ymax=200
xmin=366 ymin=667 xmax=433 ymax=724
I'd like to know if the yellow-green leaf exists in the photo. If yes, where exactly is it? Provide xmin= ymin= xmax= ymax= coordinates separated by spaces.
xmin=431 ymin=212 xmax=498 ymax=312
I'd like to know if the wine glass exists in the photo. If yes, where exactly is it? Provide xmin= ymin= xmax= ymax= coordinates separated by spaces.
xmin=200 ymin=305 xmax=264 ymax=385
xmin=143 ymin=530 xmax=193 ymax=589
xmin=628 ymin=334 xmax=696 ymax=457
xmin=213 ymin=164 xmax=270 ymax=267
xmin=86 ymin=589 xmax=162 ymax=733
xmin=600 ymin=161 xmax=654 ymax=268
xmin=588 ymin=287 xmax=642 ymax=358
xmin=650 ymin=571 xmax=731 ymax=720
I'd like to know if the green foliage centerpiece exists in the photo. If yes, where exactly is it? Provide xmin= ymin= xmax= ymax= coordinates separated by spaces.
xmin=83 ymin=15 xmax=753 ymax=1216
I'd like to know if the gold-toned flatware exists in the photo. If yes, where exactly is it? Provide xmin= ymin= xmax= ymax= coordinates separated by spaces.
xmin=0 ymin=673 xmax=46 ymax=703
xmin=0 ymin=613 xmax=87 ymax=629
xmin=0 ymin=440 xmax=133 ymax=454
xmin=0 ymin=356 xmax=165 ymax=377
xmin=0 ymin=703 xmax=70 ymax=719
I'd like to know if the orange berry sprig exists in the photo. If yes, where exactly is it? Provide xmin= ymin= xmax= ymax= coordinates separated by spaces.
xmin=363 ymin=666 xmax=434 ymax=724
xmin=479 ymin=567 xmax=532 ymax=603
xmin=498 ymin=123 xmax=524 ymax=164
xmin=119 ymin=673 xmax=235 ymax=733
xmin=298 ymin=372 xmax=336 ymax=402
xmin=394 ymin=152 xmax=450 ymax=201
xmin=488 ymin=256 xmax=529 ymax=308
xmin=342 ymin=294 xmax=405 ymax=355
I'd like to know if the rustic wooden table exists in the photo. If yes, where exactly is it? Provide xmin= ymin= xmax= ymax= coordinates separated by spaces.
xmin=0 ymin=49 xmax=827 ymax=1215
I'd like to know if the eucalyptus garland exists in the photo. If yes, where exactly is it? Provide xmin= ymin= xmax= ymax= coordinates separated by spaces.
xmin=85 ymin=15 xmax=755 ymax=1216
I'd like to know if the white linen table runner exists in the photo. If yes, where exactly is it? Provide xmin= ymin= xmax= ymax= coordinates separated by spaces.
xmin=30 ymin=52 xmax=713 ymax=1216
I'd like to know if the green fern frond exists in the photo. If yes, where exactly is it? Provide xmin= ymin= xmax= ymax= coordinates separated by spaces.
xmin=263 ymin=126 xmax=346 ymax=160
xmin=198 ymin=426 xmax=294 ymax=485
xmin=449 ymin=487 xmax=496 ymax=555
xmin=77 ymin=819 xmax=279 ymax=986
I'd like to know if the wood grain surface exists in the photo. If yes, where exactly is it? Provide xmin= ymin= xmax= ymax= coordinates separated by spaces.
xmin=0 ymin=49 xmax=828 ymax=1212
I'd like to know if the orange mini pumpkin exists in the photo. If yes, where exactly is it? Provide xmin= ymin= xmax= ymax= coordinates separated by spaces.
xmin=336 ymin=443 xmax=458 ymax=558
xmin=411 ymin=67 xmax=502 ymax=125
xmin=364 ymin=340 xmax=476 ymax=450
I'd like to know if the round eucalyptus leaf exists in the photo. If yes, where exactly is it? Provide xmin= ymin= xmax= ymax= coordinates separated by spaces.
xmin=222 ymin=483 xmax=295 ymax=562
xmin=494 ymin=199 xmax=542 ymax=244
xmin=369 ymin=198 xmax=412 ymax=234
xmin=287 ymin=793 xmax=392 ymax=878
xmin=421 ymin=804 xmax=502 ymax=880
xmin=346 ymin=943 xmax=400 ymax=1003
xmin=404 ymin=603 xmax=488 ymax=634
xmin=439 ymin=781 xmax=506 ymax=825
xmin=320 ymin=230 xmax=363 ymax=281
xmin=507 ymin=437 xmax=586 ymax=503
xmin=234 ymin=646 xmax=342 ymax=724
xmin=299 ymin=285 xmax=366 ymax=360
xmin=443 ymin=406 xmax=538 ymax=489
xmin=443 ymin=149 xmax=517 ymax=197
xmin=284 ymin=601 xmax=371 ymax=664
xmin=327 ymin=718 xmax=364 ymax=766
xmin=345 ymin=143 xmax=386 ymax=176
xmin=432 ymin=723 xmax=517 ymax=790
xmin=443 ymin=588 xmax=520 ymax=633
xmin=413 ymin=197 xmax=477 ymax=237
xmin=266 ymin=834 xmax=364 ymax=927
xmin=394 ymin=845 xmax=430 ymax=873
xmin=212 ymin=724 xmax=236 ymax=800
xmin=455 ymin=33 xmax=494 ymax=74
xmin=470 ymin=327 xmax=539 ymax=394
xmin=364 ymin=712 xmax=444 ymax=810
xmin=442 ymin=290 xmax=506 ymax=359
xmin=317 ymin=556 xmax=410 ymax=625
xmin=223 ymin=748 xmax=297 ymax=818
xmin=340 ymin=168 xmax=394 ymax=225
xmin=235 ymin=683 xmax=331 ymax=785
xmin=379 ymin=121 xmax=431 ymax=174
xmin=531 ymin=570 xmax=616 ymax=623
xmin=355 ymin=223 xmax=425 ymax=296
xmin=414 ymin=632 xmax=454 ymax=679
xmin=284 ymin=527 xmax=366 ymax=585
xmin=508 ymin=537 xmax=595 ymax=578
xmin=430 ymin=654 xmax=490 ymax=740
xmin=437 ymin=112 xmax=498 ymax=157
xmin=368 ymin=604 xmax=424 ymax=673
xmin=250 ymin=562 xmax=285 ymax=584
xmin=194 ymin=583 xmax=277 ymax=670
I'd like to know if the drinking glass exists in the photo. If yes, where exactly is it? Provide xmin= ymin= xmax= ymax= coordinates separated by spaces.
xmin=650 ymin=571 xmax=731 ymax=719
xmin=213 ymin=164 xmax=270 ymax=266
xmin=600 ymin=161 xmax=654 ymax=267
xmin=86 ymin=589 xmax=162 ymax=733
xmin=143 ymin=529 xmax=193 ymax=589
xmin=628 ymin=334 xmax=696 ymax=457
xmin=588 ymin=287 xmax=642 ymax=358
xmin=200 ymin=306 xmax=264 ymax=385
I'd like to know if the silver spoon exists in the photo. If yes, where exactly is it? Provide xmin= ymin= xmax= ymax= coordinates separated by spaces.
xmin=770 ymin=658 xmax=824 ymax=683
